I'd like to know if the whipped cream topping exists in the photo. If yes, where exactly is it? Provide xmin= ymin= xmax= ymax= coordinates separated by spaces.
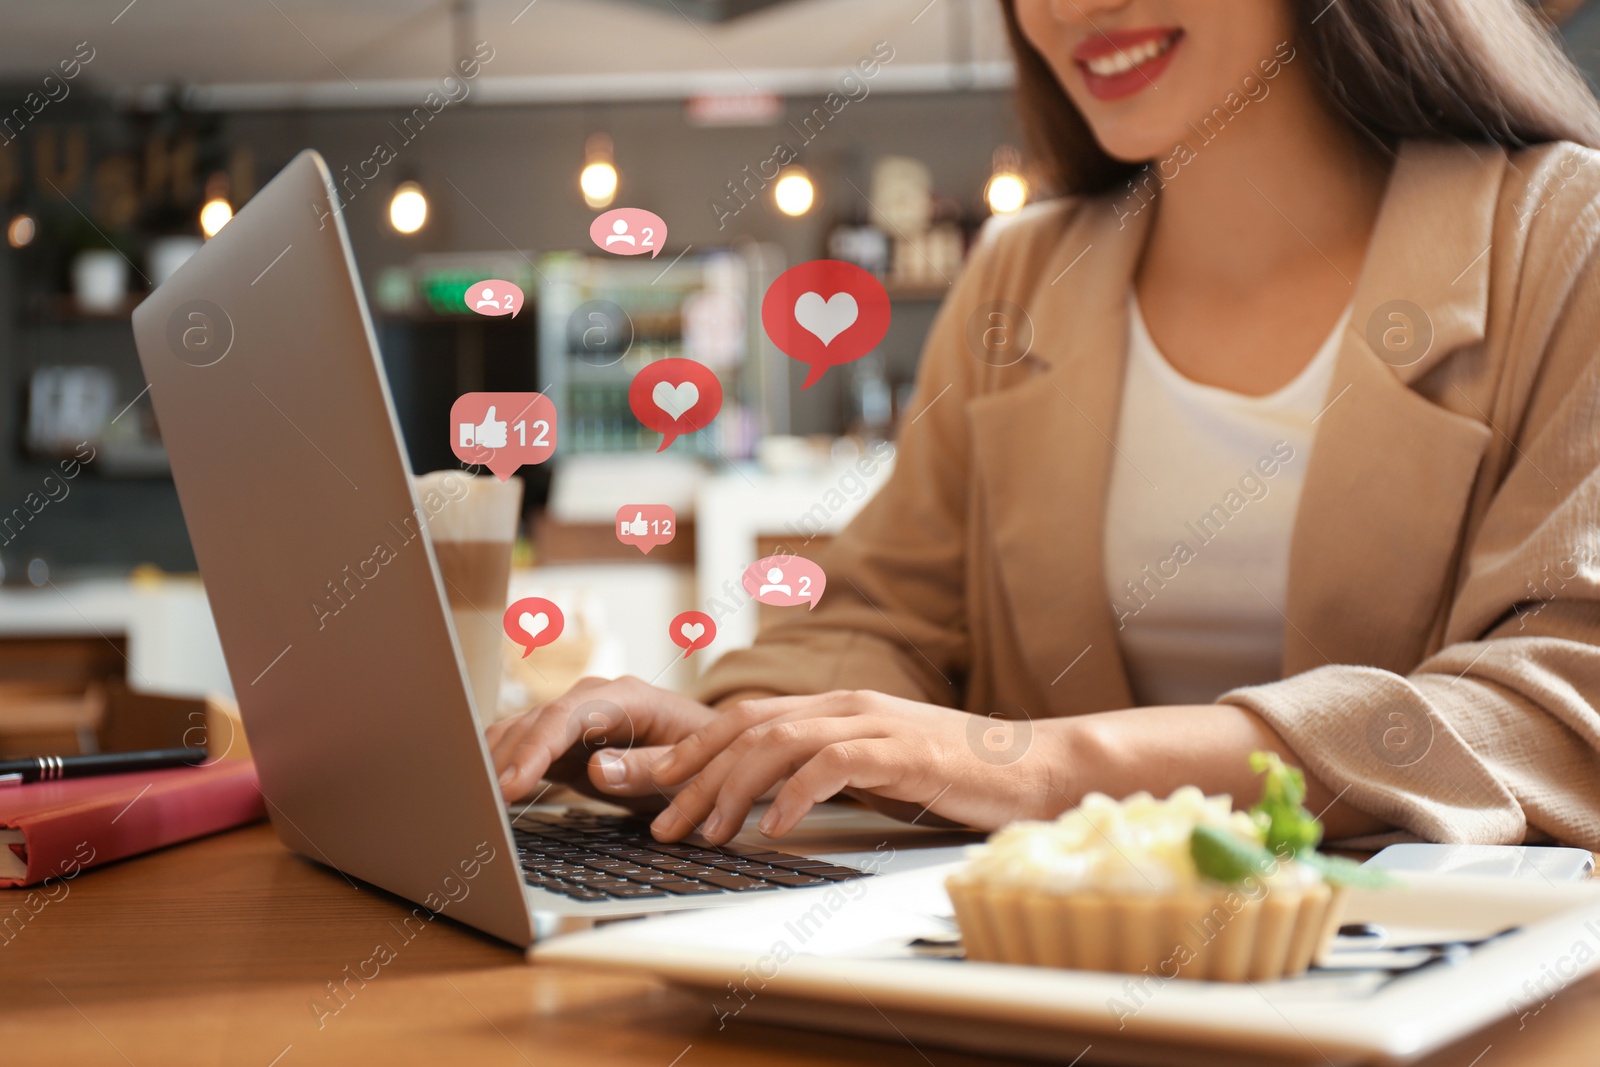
xmin=951 ymin=787 xmax=1316 ymax=894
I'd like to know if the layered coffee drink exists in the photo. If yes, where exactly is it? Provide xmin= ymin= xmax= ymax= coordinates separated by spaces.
xmin=414 ymin=471 xmax=523 ymax=723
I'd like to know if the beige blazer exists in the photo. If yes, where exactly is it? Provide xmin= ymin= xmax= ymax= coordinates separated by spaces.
xmin=698 ymin=141 xmax=1600 ymax=848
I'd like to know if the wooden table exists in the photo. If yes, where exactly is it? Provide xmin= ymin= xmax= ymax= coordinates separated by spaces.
xmin=4 ymin=823 xmax=1600 ymax=1066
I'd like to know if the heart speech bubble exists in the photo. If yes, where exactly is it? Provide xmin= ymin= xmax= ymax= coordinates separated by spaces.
xmin=450 ymin=392 xmax=558 ymax=481
xmin=616 ymin=504 xmax=676 ymax=554
xmin=742 ymin=554 xmax=826 ymax=610
xmin=627 ymin=358 xmax=722 ymax=452
xmin=502 ymin=596 xmax=564 ymax=658
xmin=670 ymin=610 xmax=716 ymax=655
xmin=464 ymin=279 xmax=525 ymax=318
xmin=762 ymin=259 xmax=890 ymax=389
xmin=590 ymin=207 xmax=668 ymax=259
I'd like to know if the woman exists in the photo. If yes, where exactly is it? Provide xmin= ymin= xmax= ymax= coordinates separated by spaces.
xmin=490 ymin=0 xmax=1600 ymax=850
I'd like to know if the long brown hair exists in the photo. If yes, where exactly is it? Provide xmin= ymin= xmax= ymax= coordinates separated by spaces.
xmin=999 ymin=0 xmax=1600 ymax=196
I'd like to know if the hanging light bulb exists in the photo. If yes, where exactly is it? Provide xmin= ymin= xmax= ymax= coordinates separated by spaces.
xmin=6 ymin=213 xmax=35 ymax=248
xmin=580 ymin=133 xmax=618 ymax=210
xmin=199 ymin=171 xmax=233 ymax=238
xmin=773 ymin=166 xmax=815 ymax=217
xmin=389 ymin=180 xmax=428 ymax=234
xmin=199 ymin=198 xmax=233 ymax=237
xmin=984 ymin=145 xmax=1028 ymax=215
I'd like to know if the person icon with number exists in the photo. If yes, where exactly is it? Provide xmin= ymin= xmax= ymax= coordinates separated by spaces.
xmin=605 ymin=219 xmax=636 ymax=247
xmin=758 ymin=566 xmax=791 ymax=597
xmin=475 ymin=286 xmax=499 ymax=309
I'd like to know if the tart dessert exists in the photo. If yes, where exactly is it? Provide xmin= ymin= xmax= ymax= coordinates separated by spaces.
xmin=947 ymin=753 xmax=1382 ymax=981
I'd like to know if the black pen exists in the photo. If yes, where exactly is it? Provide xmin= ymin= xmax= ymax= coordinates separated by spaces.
xmin=0 ymin=747 xmax=207 ymax=786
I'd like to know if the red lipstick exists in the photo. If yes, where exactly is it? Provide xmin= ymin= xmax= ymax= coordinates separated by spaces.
xmin=1073 ymin=27 xmax=1183 ymax=101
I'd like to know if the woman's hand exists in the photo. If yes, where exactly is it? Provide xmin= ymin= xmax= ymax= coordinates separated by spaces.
xmin=486 ymin=675 xmax=718 ymax=809
xmin=646 ymin=690 xmax=1068 ymax=844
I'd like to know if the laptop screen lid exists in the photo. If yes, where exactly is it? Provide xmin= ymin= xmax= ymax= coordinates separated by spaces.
xmin=130 ymin=149 xmax=533 ymax=946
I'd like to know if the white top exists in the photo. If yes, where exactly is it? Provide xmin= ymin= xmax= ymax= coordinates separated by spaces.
xmin=1102 ymin=295 xmax=1347 ymax=706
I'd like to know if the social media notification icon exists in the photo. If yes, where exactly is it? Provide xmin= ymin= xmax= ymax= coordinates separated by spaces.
xmin=590 ymin=208 xmax=667 ymax=258
xmin=742 ymin=555 xmax=826 ymax=610
xmin=616 ymin=504 xmax=675 ymax=555
xmin=670 ymin=610 xmax=715 ymax=655
xmin=465 ymin=279 xmax=524 ymax=318
xmin=503 ymin=596 xmax=564 ymax=658
xmin=451 ymin=392 xmax=558 ymax=481
xmin=627 ymin=358 xmax=722 ymax=452
xmin=761 ymin=260 xmax=890 ymax=389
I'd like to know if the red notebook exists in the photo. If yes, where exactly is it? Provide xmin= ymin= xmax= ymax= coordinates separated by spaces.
xmin=0 ymin=761 xmax=265 ymax=887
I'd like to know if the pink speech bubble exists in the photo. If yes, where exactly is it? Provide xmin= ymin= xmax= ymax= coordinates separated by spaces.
xmin=761 ymin=260 xmax=891 ymax=389
xmin=465 ymin=279 xmax=525 ymax=318
xmin=616 ymin=504 xmax=676 ymax=555
xmin=742 ymin=555 xmax=826 ymax=610
xmin=450 ymin=392 xmax=558 ymax=481
xmin=670 ymin=610 xmax=716 ymax=655
xmin=627 ymin=358 xmax=722 ymax=452
xmin=503 ymin=596 xmax=564 ymax=657
xmin=590 ymin=208 xmax=667 ymax=258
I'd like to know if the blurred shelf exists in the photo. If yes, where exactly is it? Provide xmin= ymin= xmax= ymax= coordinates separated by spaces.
xmin=539 ymin=248 xmax=778 ymax=461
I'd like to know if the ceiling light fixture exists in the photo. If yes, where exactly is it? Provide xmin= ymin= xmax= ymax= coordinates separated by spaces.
xmin=773 ymin=166 xmax=815 ymax=217
xmin=7 ymin=213 xmax=35 ymax=248
xmin=200 ymin=171 xmax=234 ymax=238
xmin=389 ymin=180 xmax=428 ymax=234
xmin=580 ymin=133 xmax=619 ymax=210
xmin=984 ymin=146 xmax=1028 ymax=215
xmin=199 ymin=198 xmax=233 ymax=237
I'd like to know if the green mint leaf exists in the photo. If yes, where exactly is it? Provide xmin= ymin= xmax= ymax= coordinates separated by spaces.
xmin=1190 ymin=824 xmax=1276 ymax=885
xmin=1298 ymin=850 xmax=1400 ymax=889
xmin=1249 ymin=751 xmax=1323 ymax=857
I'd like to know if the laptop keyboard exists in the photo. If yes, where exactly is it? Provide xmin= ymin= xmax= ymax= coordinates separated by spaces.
xmin=514 ymin=810 xmax=872 ymax=902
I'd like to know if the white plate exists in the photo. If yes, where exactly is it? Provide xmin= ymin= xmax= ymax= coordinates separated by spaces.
xmin=532 ymin=861 xmax=1600 ymax=1065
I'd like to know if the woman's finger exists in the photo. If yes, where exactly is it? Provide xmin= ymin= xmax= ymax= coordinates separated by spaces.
xmin=651 ymin=717 xmax=884 ymax=843
xmin=491 ymin=701 xmax=591 ymax=800
xmin=491 ymin=678 xmax=630 ymax=784
xmin=492 ymin=676 xmax=711 ymax=800
xmin=585 ymin=745 xmax=675 ymax=797
xmin=652 ymin=690 xmax=858 ymax=787
xmin=647 ymin=695 xmax=797 ymax=787
xmin=486 ymin=674 xmax=610 ymax=764
xmin=649 ymin=716 xmax=786 ymax=841
xmin=759 ymin=739 xmax=908 ymax=838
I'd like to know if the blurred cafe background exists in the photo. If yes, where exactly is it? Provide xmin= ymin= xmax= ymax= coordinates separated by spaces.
xmin=1 ymin=0 xmax=1598 ymax=751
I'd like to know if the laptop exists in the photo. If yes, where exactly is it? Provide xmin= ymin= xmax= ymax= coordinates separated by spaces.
xmin=130 ymin=149 xmax=966 ymax=948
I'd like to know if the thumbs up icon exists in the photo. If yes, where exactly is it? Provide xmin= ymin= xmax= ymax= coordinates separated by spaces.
xmin=614 ymin=504 xmax=675 ymax=554
xmin=474 ymin=406 xmax=507 ymax=449
xmin=457 ymin=406 xmax=508 ymax=449
xmin=450 ymin=391 xmax=559 ymax=482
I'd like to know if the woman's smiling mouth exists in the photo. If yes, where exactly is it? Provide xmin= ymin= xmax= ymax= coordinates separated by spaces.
xmin=1074 ymin=27 xmax=1184 ymax=100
